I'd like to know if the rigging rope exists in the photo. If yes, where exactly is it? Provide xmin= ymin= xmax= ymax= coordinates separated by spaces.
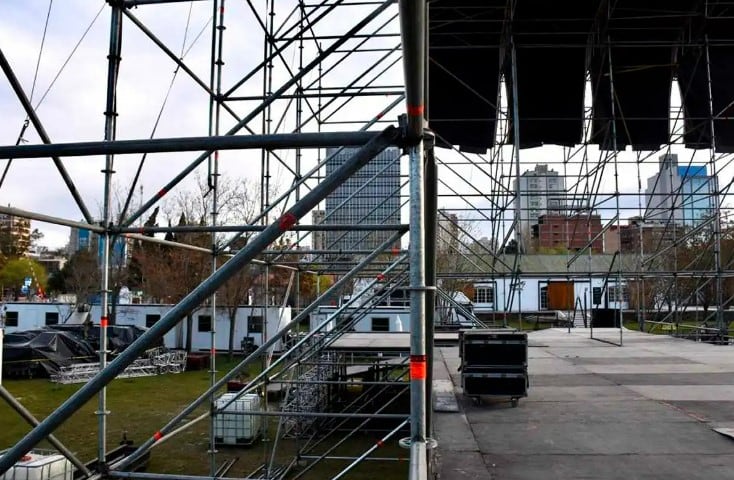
xmin=0 ymin=0 xmax=54 ymax=191
xmin=34 ymin=4 xmax=105 ymax=110
xmin=29 ymin=0 xmax=54 ymax=104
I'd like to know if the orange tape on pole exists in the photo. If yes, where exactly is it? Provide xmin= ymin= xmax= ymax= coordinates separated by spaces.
xmin=410 ymin=355 xmax=427 ymax=380
xmin=407 ymin=104 xmax=424 ymax=116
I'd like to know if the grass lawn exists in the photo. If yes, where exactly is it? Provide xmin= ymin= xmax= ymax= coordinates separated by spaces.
xmin=0 ymin=356 xmax=408 ymax=479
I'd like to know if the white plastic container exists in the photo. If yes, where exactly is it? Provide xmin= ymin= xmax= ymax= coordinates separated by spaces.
xmin=0 ymin=451 xmax=73 ymax=480
xmin=213 ymin=393 xmax=262 ymax=445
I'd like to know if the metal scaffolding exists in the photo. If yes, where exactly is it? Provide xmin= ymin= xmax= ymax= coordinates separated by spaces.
xmin=1 ymin=1 xmax=734 ymax=479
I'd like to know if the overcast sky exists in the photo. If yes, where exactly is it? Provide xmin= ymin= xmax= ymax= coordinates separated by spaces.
xmin=0 ymin=1 xmax=408 ymax=250
xmin=0 ymin=2 xmax=731 ymax=252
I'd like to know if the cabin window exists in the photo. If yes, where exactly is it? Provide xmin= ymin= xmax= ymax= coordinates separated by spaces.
xmin=198 ymin=315 xmax=212 ymax=332
xmin=45 ymin=312 xmax=59 ymax=325
xmin=4 ymin=311 xmax=18 ymax=327
xmin=539 ymin=286 xmax=548 ymax=310
xmin=146 ymin=314 xmax=160 ymax=328
xmin=607 ymin=286 xmax=629 ymax=303
xmin=474 ymin=286 xmax=494 ymax=304
xmin=248 ymin=316 xmax=263 ymax=333
xmin=371 ymin=317 xmax=390 ymax=332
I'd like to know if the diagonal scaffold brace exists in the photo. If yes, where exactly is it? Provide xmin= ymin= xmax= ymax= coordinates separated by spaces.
xmin=0 ymin=125 xmax=402 ymax=475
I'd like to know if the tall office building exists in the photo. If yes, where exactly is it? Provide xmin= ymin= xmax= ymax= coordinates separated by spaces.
xmin=645 ymin=154 xmax=715 ymax=227
xmin=514 ymin=165 xmax=566 ymax=249
xmin=437 ymin=209 xmax=460 ymax=253
xmin=68 ymin=225 xmax=129 ymax=267
xmin=68 ymin=226 xmax=94 ymax=256
xmin=323 ymin=147 xmax=401 ymax=258
xmin=0 ymin=212 xmax=31 ymax=256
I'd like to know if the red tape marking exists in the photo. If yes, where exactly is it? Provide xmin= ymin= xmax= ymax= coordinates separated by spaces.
xmin=410 ymin=355 xmax=427 ymax=380
xmin=407 ymin=104 xmax=424 ymax=116
xmin=100 ymin=317 xmax=108 ymax=328
xmin=376 ymin=273 xmax=385 ymax=281
xmin=153 ymin=431 xmax=163 ymax=441
xmin=278 ymin=212 xmax=297 ymax=231
xmin=376 ymin=440 xmax=384 ymax=448
xmin=156 ymin=188 xmax=167 ymax=198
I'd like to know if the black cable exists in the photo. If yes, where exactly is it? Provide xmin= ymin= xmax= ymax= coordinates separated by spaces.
xmin=29 ymin=0 xmax=53 ymax=104
xmin=33 ymin=4 xmax=105 ymax=110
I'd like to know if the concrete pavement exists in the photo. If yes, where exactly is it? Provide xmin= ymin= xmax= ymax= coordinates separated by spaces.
xmin=433 ymin=328 xmax=734 ymax=480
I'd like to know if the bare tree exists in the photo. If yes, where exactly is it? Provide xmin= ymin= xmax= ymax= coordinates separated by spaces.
xmin=218 ymin=261 xmax=259 ymax=360
xmin=132 ymin=175 xmax=263 ymax=352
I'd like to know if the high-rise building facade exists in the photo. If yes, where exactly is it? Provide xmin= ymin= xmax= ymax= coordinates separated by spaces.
xmin=68 ymin=226 xmax=93 ymax=256
xmin=0 ymin=212 xmax=31 ymax=256
xmin=514 ymin=165 xmax=566 ymax=249
xmin=322 ymin=147 xmax=401 ymax=258
xmin=68 ymin=226 xmax=129 ymax=267
xmin=437 ymin=210 xmax=460 ymax=253
xmin=645 ymin=153 xmax=715 ymax=227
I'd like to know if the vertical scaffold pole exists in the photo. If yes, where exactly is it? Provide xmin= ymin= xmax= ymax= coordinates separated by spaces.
xmin=398 ymin=0 xmax=431 ymax=476
xmin=98 ymin=1 xmax=123 ymax=468
xmin=704 ymin=36 xmax=727 ymax=338
xmin=408 ymin=139 xmax=428 ymax=478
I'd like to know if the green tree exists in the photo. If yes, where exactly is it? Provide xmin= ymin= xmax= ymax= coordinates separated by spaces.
xmin=0 ymin=257 xmax=47 ymax=298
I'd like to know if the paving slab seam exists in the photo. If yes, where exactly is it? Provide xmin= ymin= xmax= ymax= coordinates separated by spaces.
xmin=434 ymin=347 xmax=491 ymax=480
xmin=656 ymin=399 xmax=714 ymax=424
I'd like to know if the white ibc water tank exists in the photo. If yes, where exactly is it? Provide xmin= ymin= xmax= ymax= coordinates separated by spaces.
xmin=0 ymin=451 xmax=73 ymax=480
xmin=213 ymin=393 xmax=262 ymax=445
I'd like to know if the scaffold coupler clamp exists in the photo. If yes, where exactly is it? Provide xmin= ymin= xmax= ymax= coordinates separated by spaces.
xmin=399 ymin=437 xmax=439 ymax=450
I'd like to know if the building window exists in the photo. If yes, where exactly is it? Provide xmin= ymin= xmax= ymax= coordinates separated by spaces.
xmin=146 ymin=314 xmax=160 ymax=328
xmin=248 ymin=316 xmax=263 ymax=333
xmin=539 ymin=286 xmax=548 ymax=310
xmin=474 ymin=286 xmax=494 ymax=304
xmin=371 ymin=317 xmax=390 ymax=332
xmin=198 ymin=315 xmax=212 ymax=332
xmin=592 ymin=287 xmax=602 ymax=305
xmin=45 ymin=312 xmax=59 ymax=325
xmin=4 ymin=311 xmax=18 ymax=327
xmin=607 ymin=286 xmax=629 ymax=303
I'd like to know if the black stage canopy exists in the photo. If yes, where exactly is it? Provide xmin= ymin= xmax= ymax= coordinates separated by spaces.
xmin=428 ymin=0 xmax=734 ymax=153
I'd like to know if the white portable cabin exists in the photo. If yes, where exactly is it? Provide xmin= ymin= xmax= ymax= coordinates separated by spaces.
xmin=1 ymin=302 xmax=291 ymax=352
xmin=310 ymin=305 xmax=409 ymax=333
xmin=0 ymin=302 xmax=76 ymax=333
xmin=107 ymin=304 xmax=291 ymax=352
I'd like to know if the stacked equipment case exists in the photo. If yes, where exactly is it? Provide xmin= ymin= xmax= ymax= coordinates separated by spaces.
xmin=459 ymin=329 xmax=528 ymax=406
